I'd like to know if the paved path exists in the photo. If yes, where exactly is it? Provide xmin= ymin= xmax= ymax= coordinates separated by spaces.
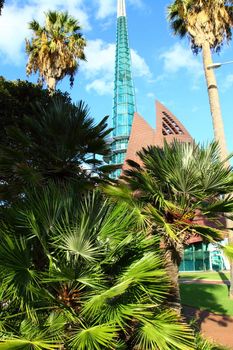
xmin=183 ymin=306 xmax=233 ymax=349
xmin=181 ymin=279 xmax=233 ymax=348
xmin=180 ymin=278 xmax=230 ymax=285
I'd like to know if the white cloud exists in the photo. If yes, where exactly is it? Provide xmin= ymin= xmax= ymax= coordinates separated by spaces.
xmin=95 ymin=0 xmax=143 ymax=19
xmin=131 ymin=49 xmax=152 ymax=78
xmin=158 ymin=43 xmax=203 ymax=89
xmin=81 ymin=39 xmax=152 ymax=95
xmin=160 ymin=43 xmax=202 ymax=75
xmin=0 ymin=0 xmax=90 ymax=64
xmin=81 ymin=39 xmax=114 ymax=95
xmin=86 ymin=79 xmax=114 ymax=95
xmin=96 ymin=0 xmax=115 ymax=19
xmin=82 ymin=39 xmax=115 ymax=79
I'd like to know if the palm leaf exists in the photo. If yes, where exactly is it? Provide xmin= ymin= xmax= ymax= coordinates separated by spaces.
xmin=144 ymin=203 xmax=178 ymax=241
xmin=134 ymin=310 xmax=194 ymax=350
xmin=53 ymin=222 xmax=101 ymax=263
xmin=0 ymin=340 xmax=58 ymax=349
xmin=222 ymin=244 xmax=233 ymax=260
xmin=0 ymin=232 xmax=41 ymax=314
xmin=82 ymin=280 xmax=132 ymax=318
xmin=192 ymin=225 xmax=223 ymax=242
xmin=0 ymin=314 xmax=66 ymax=350
xmin=69 ymin=324 xmax=118 ymax=350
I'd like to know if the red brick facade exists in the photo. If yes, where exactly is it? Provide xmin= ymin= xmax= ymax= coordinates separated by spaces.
xmin=124 ymin=100 xmax=192 ymax=167
xmin=122 ymin=101 xmax=213 ymax=245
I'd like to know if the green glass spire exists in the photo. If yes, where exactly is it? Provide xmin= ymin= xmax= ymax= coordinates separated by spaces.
xmin=111 ymin=0 xmax=136 ymax=178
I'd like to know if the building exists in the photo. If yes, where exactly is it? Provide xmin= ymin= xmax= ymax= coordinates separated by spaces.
xmin=124 ymin=101 xmax=192 ymax=168
xmin=110 ymin=1 xmax=192 ymax=173
xmin=110 ymin=0 xmax=227 ymax=271
xmin=110 ymin=0 xmax=136 ymax=179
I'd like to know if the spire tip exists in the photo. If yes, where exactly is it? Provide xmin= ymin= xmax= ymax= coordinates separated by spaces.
xmin=117 ymin=0 xmax=126 ymax=17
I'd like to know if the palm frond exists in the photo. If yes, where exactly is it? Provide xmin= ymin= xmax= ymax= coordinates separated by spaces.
xmin=192 ymin=225 xmax=224 ymax=242
xmin=0 ymin=314 xmax=66 ymax=350
xmin=82 ymin=280 xmax=132 ymax=318
xmin=134 ymin=310 xmax=194 ymax=350
xmin=0 ymin=232 xmax=41 ymax=314
xmin=69 ymin=324 xmax=119 ymax=350
xmin=221 ymin=244 xmax=233 ymax=260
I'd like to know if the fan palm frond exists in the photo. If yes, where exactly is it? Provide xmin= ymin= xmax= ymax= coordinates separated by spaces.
xmin=0 ymin=314 xmax=65 ymax=350
xmin=134 ymin=310 xmax=194 ymax=350
xmin=0 ymin=187 xmax=196 ymax=348
xmin=0 ymin=232 xmax=41 ymax=315
xmin=69 ymin=324 xmax=119 ymax=350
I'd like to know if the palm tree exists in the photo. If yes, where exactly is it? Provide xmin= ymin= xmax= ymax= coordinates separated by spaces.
xmin=104 ymin=142 xmax=233 ymax=313
xmin=26 ymin=11 xmax=86 ymax=92
xmin=167 ymin=0 xmax=233 ymax=299
xmin=0 ymin=96 xmax=112 ymax=203
xmin=167 ymin=0 xmax=233 ymax=162
xmin=0 ymin=185 xmax=194 ymax=349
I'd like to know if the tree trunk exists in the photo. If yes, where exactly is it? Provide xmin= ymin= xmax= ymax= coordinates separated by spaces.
xmin=164 ymin=246 xmax=183 ymax=315
xmin=202 ymin=41 xmax=228 ymax=161
xmin=47 ymin=77 xmax=56 ymax=94
xmin=202 ymin=41 xmax=233 ymax=298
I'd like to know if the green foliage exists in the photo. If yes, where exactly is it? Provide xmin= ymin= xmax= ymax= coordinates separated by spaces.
xmin=180 ymin=284 xmax=233 ymax=316
xmin=69 ymin=324 xmax=119 ymax=350
xmin=222 ymin=244 xmax=233 ymax=260
xmin=0 ymin=78 xmax=112 ymax=203
xmin=0 ymin=186 xmax=195 ymax=349
xmin=134 ymin=311 xmax=194 ymax=350
xmin=167 ymin=0 xmax=233 ymax=53
xmin=104 ymin=141 xmax=233 ymax=310
xmin=106 ymin=141 xmax=233 ymax=252
xmin=0 ymin=77 xmax=70 ymax=143
xmin=26 ymin=11 xmax=86 ymax=90
xmin=179 ymin=271 xmax=230 ymax=281
xmin=0 ymin=315 xmax=64 ymax=349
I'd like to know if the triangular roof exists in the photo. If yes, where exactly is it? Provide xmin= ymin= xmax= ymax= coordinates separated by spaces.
xmin=124 ymin=100 xmax=193 ymax=167
xmin=123 ymin=112 xmax=154 ymax=167
xmin=155 ymin=101 xmax=192 ymax=145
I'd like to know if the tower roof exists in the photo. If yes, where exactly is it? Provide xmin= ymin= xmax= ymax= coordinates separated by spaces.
xmin=117 ymin=0 xmax=126 ymax=17
xmin=124 ymin=101 xmax=193 ymax=168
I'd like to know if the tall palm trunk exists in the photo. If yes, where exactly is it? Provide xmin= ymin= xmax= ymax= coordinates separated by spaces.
xmin=164 ymin=244 xmax=183 ymax=315
xmin=202 ymin=41 xmax=233 ymax=298
xmin=202 ymin=41 xmax=228 ymax=161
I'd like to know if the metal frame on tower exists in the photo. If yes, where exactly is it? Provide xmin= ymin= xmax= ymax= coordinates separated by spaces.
xmin=110 ymin=0 xmax=136 ymax=178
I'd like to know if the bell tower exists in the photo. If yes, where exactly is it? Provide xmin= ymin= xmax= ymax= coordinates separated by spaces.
xmin=111 ymin=0 xmax=136 ymax=178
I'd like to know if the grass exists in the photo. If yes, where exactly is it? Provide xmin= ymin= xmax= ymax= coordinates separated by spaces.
xmin=179 ymin=271 xmax=230 ymax=281
xmin=180 ymin=283 xmax=233 ymax=316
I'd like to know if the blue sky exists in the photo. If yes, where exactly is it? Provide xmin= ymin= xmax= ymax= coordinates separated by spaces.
xmin=0 ymin=0 xmax=233 ymax=153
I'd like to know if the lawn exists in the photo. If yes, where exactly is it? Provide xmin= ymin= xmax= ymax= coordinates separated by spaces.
xmin=179 ymin=271 xmax=230 ymax=281
xmin=180 ymin=283 xmax=233 ymax=316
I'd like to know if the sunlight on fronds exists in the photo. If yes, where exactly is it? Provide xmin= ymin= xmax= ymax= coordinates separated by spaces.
xmin=0 ymin=187 xmax=196 ymax=348
xmin=26 ymin=11 xmax=86 ymax=90
xmin=82 ymin=280 xmax=132 ymax=317
xmin=222 ymin=244 xmax=233 ymax=260
xmin=134 ymin=310 xmax=194 ymax=350
xmin=167 ymin=0 xmax=233 ymax=52
xmin=69 ymin=324 xmax=119 ymax=350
